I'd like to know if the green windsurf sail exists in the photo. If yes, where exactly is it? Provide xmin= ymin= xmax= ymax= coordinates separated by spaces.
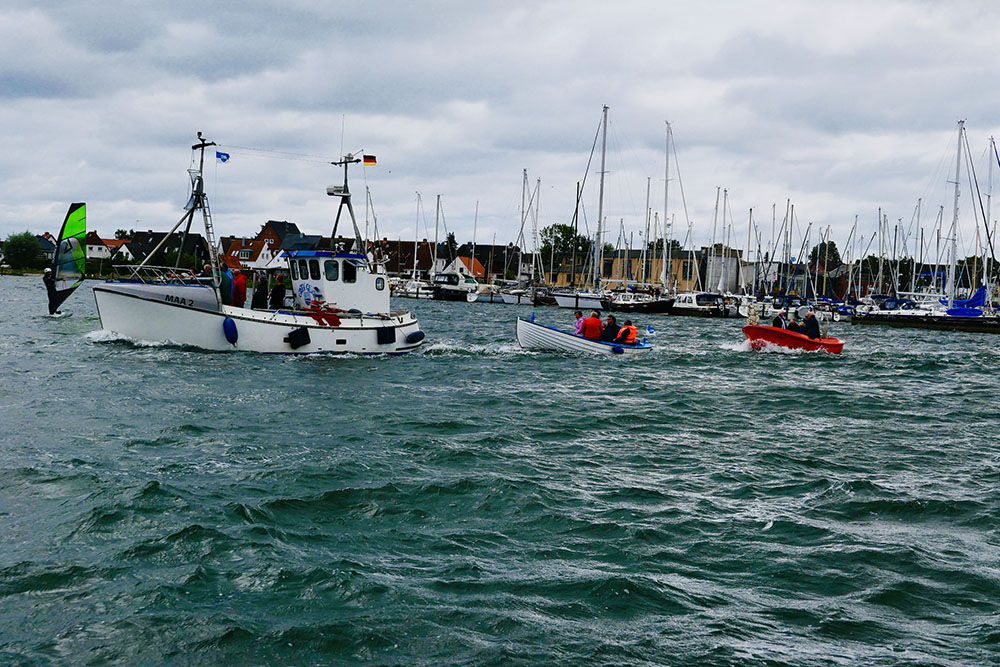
xmin=45 ymin=202 xmax=86 ymax=314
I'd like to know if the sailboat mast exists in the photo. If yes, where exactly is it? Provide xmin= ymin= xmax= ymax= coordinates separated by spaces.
xmin=595 ymin=105 xmax=608 ymax=292
xmin=947 ymin=120 xmax=964 ymax=307
xmin=433 ymin=194 xmax=440 ymax=280
xmin=662 ymin=122 xmax=670 ymax=289
xmin=412 ymin=193 xmax=420 ymax=279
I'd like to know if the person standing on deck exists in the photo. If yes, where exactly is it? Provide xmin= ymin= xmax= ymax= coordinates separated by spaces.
xmin=269 ymin=273 xmax=287 ymax=309
xmin=251 ymin=273 xmax=269 ymax=309
xmin=219 ymin=265 xmax=234 ymax=306
xmin=232 ymin=267 xmax=247 ymax=308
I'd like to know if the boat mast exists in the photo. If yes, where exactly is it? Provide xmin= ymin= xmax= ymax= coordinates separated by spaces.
xmin=472 ymin=200 xmax=479 ymax=282
xmin=412 ymin=193 xmax=421 ymax=280
xmin=329 ymin=153 xmax=368 ymax=267
xmin=595 ymin=105 xmax=608 ymax=292
xmin=662 ymin=122 xmax=670 ymax=290
xmin=432 ymin=194 xmax=440 ymax=280
xmin=947 ymin=120 xmax=964 ymax=307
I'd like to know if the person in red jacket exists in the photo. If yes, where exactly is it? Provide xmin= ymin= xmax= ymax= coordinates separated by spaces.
xmin=580 ymin=311 xmax=604 ymax=340
xmin=232 ymin=267 xmax=247 ymax=307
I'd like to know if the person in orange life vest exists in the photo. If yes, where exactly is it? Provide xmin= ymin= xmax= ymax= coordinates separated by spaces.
xmin=614 ymin=319 xmax=638 ymax=344
xmin=580 ymin=311 xmax=604 ymax=340
xmin=232 ymin=267 xmax=247 ymax=308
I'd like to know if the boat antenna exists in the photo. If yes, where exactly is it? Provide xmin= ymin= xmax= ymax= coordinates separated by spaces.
xmin=328 ymin=153 xmax=368 ymax=266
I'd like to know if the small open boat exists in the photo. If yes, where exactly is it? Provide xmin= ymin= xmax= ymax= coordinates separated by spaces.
xmin=742 ymin=324 xmax=844 ymax=354
xmin=516 ymin=316 xmax=652 ymax=355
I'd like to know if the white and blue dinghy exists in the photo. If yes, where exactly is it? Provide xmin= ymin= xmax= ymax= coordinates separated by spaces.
xmin=515 ymin=315 xmax=652 ymax=356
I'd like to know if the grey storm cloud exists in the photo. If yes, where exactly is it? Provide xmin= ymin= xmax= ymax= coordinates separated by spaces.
xmin=3 ymin=0 xmax=1000 ymax=261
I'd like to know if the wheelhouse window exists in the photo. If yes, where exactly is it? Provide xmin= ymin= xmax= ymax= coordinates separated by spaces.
xmin=298 ymin=259 xmax=309 ymax=280
xmin=309 ymin=259 xmax=320 ymax=281
xmin=375 ymin=277 xmax=385 ymax=290
xmin=325 ymin=260 xmax=339 ymax=281
xmin=343 ymin=260 xmax=357 ymax=283
xmin=289 ymin=260 xmax=299 ymax=280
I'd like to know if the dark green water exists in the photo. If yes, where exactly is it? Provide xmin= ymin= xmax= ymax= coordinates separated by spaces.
xmin=2 ymin=274 xmax=998 ymax=665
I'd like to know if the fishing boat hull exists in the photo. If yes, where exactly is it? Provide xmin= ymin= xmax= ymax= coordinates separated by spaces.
xmin=742 ymin=324 xmax=843 ymax=354
xmin=515 ymin=316 xmax=651 ymax=355
xmin=94 ymin=282 xmax=425 ymax=355
xmin=467 ymin=291 xmax=506 ymax=303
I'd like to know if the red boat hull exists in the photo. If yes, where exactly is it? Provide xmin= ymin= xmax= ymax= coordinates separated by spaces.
xmin=742 ymin=325 xmax=844 ymax=354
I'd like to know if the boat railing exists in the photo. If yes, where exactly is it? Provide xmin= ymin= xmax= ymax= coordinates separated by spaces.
xmin=111 ymin=264 xmax=213 ymax=286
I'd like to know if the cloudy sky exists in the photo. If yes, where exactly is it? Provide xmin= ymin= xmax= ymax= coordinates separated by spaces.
xmin=4 ymin=0 xmax=1000 ymax=260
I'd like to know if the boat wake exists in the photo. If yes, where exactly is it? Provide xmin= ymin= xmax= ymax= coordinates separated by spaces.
xmin=421 ymin=340 xmax=537 ymax=357
xmin=86 ymin=329 xmax=175 ymax=348
xmin=722 ymin=339 xmax=818 ymax=355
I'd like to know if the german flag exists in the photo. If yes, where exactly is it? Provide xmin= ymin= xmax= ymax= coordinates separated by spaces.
xmin=363 ymin=154 xmax=376 ymax=166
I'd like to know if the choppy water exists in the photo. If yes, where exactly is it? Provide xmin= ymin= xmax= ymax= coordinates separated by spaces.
xmin=1 ymin=274 xmax=998 ymax=665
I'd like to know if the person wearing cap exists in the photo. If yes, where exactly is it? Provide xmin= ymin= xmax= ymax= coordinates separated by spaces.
xmin=42 ymin=267 xmax=60 ymax=314
xmin=771 ymin=308 xmax=788 ymax=329
xmin=801 ymin=310 xmax=821 ymax=339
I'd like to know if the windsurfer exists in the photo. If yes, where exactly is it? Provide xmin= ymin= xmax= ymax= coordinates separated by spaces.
xmin=43 ymin=268 xmax=59 ymax=314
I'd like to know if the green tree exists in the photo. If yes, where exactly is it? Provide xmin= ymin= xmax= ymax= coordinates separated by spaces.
xmin=445 ymin=232 xmax=458 ymax=262
xmin=809 ymin=241 xmax=842 ymax=269
xmin=539 ymin=223 xmax=592 ymax=258
xmin=114 ymin=229 xmax=133 ymax=240
xmin=163 ymin=252 xmax=199 ymax=270
xmin=4 ymin=232 xmax=41 ymax=269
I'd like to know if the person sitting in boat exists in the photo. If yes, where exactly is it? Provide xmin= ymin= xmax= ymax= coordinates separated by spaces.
xmin=786 ymin=315 xmax=802 ymax=334
xmin=772 ymin=309 xmax=788 ymax=329
xmin=573 ymin=311 xmax=585 ymax=335
xmin=580 ymin=311 xmax=603 ymax=340
xmin=601 ymin=315 xmax=620 ymax=342
xmin=613 ymin=319 xmax=638 ymax=345
xmin=268 ymin=273 xmax=287 ymax=309
xmin=802 ymin=310 xmax=821 ymax=339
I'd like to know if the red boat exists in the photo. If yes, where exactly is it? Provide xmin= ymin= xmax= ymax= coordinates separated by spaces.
xmin=742 ymin=324 xmax=844 ymax=354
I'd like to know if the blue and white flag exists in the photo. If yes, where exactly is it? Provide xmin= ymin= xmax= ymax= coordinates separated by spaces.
xmin=216 ymin=151 xmax=230 ymax=163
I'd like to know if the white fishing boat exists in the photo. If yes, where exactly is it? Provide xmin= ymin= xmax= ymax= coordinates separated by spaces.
xmin=515 ymin=315 xmax=652 ymax=355
xmin=94 ymin=135 xmax=425 ymax=355
xmin=668 ymin=292 xmax=736 ymax=317
xmin=467 ymin=283 xmax=505 ymax=303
